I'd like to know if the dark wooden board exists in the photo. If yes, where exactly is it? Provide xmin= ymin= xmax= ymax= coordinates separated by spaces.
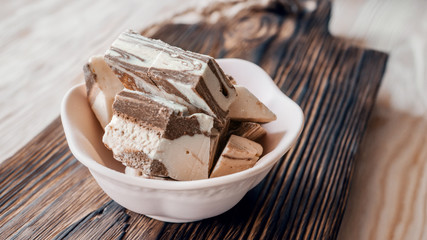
xmin=0 ymin=1 xmax=388 ymax=239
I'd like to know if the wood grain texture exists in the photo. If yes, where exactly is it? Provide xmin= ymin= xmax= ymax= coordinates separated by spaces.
xmin=0 ymin=118 xmax=110 ymax=239
xmin=0 ymin=1 xmax=388 ymax=239
xmin=330 ymin=1 xmax=427 ymax=239
xmin=338 ymin=102 xmax=427 ymax=240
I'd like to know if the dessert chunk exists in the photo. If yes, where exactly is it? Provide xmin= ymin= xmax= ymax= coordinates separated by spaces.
xmin=84 ymin=56 xmax=123 ymax=128
xmin=104 ymin=30 xmax=237 ymax=124
xmin=228 ymin=85 xmax=276 ymax=123
xmin=229 ymin=122 xmax=267 ymax=141
xmin=210 ymin=135 xmax=263 ymax=178
xmin=103 ymin=89 xmax=217 ymax=181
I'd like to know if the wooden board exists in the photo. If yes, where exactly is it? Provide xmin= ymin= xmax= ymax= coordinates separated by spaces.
xmin=0 ymin=1 xmax=388 ymax=239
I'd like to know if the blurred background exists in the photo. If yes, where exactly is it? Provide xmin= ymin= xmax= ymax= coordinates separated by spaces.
xmin=1 ymin=0 xmax=426 ymax=239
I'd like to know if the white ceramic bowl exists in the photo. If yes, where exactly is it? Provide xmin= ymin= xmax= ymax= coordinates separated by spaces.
xmin=61 ymin=58 xmax=304 ymax=223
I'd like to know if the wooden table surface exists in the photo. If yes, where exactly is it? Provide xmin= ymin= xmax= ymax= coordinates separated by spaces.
xmin=1 ymin=0 xmax=426 ymax=239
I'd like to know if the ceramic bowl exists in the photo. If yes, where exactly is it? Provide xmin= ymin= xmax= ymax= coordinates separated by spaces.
xmin=61 ymin=58 xmax=304 ymax=223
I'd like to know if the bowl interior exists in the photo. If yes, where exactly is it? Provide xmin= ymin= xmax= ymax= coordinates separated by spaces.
xmin=61 ymin=58 xmax=304 ymax=188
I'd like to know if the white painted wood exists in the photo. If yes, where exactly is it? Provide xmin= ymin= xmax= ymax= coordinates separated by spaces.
xmin=0 ymin=0 xmax=198 ymax=161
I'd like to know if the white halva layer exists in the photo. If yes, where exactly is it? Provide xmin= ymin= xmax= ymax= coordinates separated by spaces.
xmin=87 ymin=56 xmax=123 ymax=128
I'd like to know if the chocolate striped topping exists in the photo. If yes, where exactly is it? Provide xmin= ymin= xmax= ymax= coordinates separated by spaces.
xmin=113 ymin=90 xmax=207 ymax=140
